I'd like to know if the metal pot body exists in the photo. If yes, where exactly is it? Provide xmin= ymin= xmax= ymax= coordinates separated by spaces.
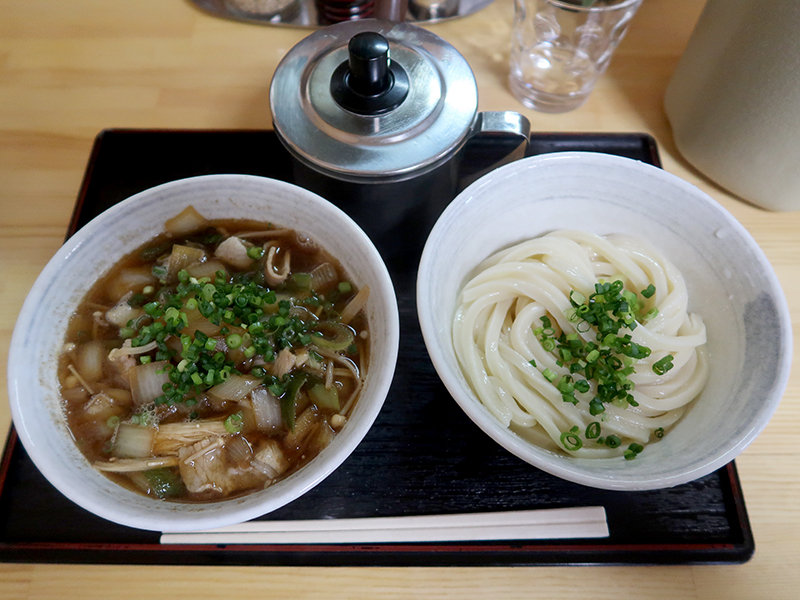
xmin=287 ymin=146 xmax=459 ymax=274
xmin=270 ymin=19 xmax=530 ymax=264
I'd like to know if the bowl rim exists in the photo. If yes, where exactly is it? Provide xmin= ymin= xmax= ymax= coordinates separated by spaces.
xmin=417 ymin=151 xmax=792 ymax=490
xmin=8 ymin=173 xmax=400 ymax=530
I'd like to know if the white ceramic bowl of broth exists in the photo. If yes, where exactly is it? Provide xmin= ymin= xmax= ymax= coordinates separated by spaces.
xmin=8 ymin=174 xmax=399 ymax=531
xmin=417 ymin=152 xmax=792 ymax=491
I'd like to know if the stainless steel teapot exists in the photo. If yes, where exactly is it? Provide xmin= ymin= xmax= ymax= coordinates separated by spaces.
xmin=270 ymin=19 xmax=529 ymax=266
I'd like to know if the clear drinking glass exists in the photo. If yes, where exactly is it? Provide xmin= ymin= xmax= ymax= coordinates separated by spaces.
xmin=509 ymin=0 xmax=642 ymax=113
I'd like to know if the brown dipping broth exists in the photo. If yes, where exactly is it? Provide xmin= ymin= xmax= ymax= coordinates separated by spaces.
xmin=58 ymin=215 xmax=368 ymax=502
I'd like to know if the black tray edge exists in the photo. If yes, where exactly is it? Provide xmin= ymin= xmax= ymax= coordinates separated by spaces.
xmin=0 ymin=128 xmax=755 ymax=567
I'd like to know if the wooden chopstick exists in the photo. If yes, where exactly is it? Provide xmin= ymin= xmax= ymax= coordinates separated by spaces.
xmin=160 ymin=506 xmax=608 ymax=544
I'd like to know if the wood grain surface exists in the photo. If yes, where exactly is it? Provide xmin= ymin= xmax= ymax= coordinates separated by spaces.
xmin=1 ymin=0 xmax=798 ymax=598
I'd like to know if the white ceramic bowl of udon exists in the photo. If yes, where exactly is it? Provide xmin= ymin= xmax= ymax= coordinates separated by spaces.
xmin=8 ymin=174 xmax=399 ymax=531
xmin=417 ymin=152 xmax=792 ymax=491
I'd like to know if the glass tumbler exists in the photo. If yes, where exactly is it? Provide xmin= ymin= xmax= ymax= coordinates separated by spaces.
xmin=510 ymin=0 xmax=642 ymax=113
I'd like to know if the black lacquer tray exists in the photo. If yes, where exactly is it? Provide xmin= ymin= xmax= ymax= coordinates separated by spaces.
xmin=0 ymin=129 xmax=754 ymax=566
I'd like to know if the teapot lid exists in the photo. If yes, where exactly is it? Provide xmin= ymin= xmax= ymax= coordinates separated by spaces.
xmin=269 ymin=19 xmax=479 ymax=182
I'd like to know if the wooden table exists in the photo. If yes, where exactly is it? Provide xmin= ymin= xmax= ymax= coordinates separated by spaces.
xmin=1 ymin=0 xmax=798 ymax=598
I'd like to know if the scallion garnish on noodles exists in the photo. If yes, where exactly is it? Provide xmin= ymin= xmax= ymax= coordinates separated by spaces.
xmin=549 ymin=280 xmax=675 ymax=456
xmin=560 ymin=426 xmax=583 ymax=451
xmin=623 ymin=443 xmax=645 ymax=460
xmin=653 ymin=354 xmax=675 ymax=375
xmin=585 ymin=421 xmax=601 ymax=439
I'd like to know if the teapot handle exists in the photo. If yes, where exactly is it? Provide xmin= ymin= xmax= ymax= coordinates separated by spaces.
xmin=459 ymin=111 xmax=531 ymax=191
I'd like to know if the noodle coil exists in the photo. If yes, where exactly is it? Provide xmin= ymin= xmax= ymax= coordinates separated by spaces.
xmin=452 ymin=230 xmax=709 ymax=459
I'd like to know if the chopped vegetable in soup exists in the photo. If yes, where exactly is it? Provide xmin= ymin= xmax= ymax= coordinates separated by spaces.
xmin=59 ymin=206 xmax=369 ymax=502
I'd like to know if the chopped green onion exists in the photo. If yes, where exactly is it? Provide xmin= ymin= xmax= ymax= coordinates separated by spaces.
xmin=562 ymin=392 xmax=578 ymax=405
xmin=654 ymin=427 xmax=665 ymax=439
xmin=556 ymin=377 xmax=574 ymax=394
xmin=653 ymin=355 xmax=675 ymax=375
xmin=641 ymin=284 xmax=656 ymax=298
xmin=623 ymin=443 xmax=644 ymax=460
xmin=589 ymin=398 xmax=605 ymax=415
xmin=202 ymin=283 xmax=216 ymax=301
xmin=574 ymin=379 xmax=590 ymax=394
xmin=585 ymin=421 xmax=601 ymax=439
xmin=224 ymin=411 xmax=244 ymax=434
xmin=529 ymin=280 xmax=670 ymax=430
xmin=247 ymin=246 xmax=264 ymax=260
xmin=604 ymin=435 xmax=621 ymax=448
xmin=560 ymin=430 xmax=583 ymax=451
xmin=570 ymin=290 xmax=586 ymax=305
xmin=112 ymin=254 xmax=353 ymax=409
xmin=542 ymin=368 xmax=557 ymax=382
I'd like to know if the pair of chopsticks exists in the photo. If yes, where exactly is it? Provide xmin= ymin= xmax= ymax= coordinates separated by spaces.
xmin=160 ymin=506 xmax=608 ymax=545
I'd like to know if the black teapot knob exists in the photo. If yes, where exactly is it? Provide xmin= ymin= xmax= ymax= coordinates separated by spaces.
xmin=330 ymin=32 xmax=409 ymax=116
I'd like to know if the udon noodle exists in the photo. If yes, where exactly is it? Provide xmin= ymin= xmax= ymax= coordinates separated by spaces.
xmin=452 ymin=230 xmax=709 ymax=459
